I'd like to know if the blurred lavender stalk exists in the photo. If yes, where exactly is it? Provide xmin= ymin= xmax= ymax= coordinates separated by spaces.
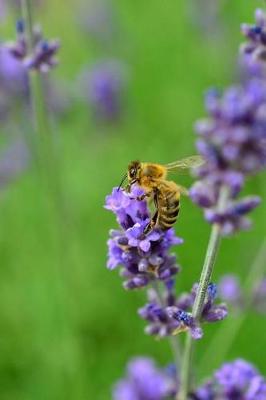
xmin=0 ymin=1 xmax=43 ymax=26
xmin=0 ymin=42 xmax=68 ymax=128
xmin=15 ymin=0 xmax=62 ymax=183
xmin=78 ymin=60 xmax=127 ymax=123
xmin=41 ymin=75 xmax=72 ymax=119
xmin=0 ymin=2 xmax=66 ymax=190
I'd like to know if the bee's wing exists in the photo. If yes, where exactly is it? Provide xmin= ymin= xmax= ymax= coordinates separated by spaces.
xmin=164 ymin=155 xmax=204 ymax=172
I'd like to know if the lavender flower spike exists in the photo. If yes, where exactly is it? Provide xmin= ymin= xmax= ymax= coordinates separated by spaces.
xmin=166 ymin=282 xmax=227 ymax=340
xmin=190 ymin=79 xmax=266 ymax=235
xmin=80 ymin=60 xmax=127 ymax=122
xmin=105 ymin=186 xmax=182 ymax=290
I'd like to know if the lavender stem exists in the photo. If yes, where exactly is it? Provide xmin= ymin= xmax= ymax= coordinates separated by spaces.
xmin=21 ymin=0 xmax=34 ymax=50
xmin=178 ymin=186 xmax=229 ymax=400
xmin=21 ymin=0 xmax=49 ymax=163
xmin=18 ymin=1 xmax=81 ymax=386
xmin=19 ymin=0 xmax=72 ymax=279
xmin=198 ymin=236 xmax=266 ymax=374
xmin=20 ymin=0 xmax=65 ymax=215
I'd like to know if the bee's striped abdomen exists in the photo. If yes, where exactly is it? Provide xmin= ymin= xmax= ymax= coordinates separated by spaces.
xmin=157 ymin=182 xmax=180 ymax=230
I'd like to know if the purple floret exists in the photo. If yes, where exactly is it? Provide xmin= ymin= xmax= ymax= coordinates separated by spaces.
xmin=218 ymin=274 xmax=243 ymax=307
xmin=139 ymin=281 xmax=226 ymax=340
xmin=24 ymin=39 xmax=60 ymax=72
xmin=6 ymin=19 xmax=60 ymax=73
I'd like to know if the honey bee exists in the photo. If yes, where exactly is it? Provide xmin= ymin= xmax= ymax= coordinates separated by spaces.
xmin=118 ymin=156 xmax=204 ymax=235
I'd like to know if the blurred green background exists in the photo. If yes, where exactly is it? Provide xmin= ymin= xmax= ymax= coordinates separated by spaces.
xmin=0 ymin=0 xmax=266 ymax=399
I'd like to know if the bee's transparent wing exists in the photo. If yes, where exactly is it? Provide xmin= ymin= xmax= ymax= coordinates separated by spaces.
xmin=164 ymin=155 xmax=204 ymax=172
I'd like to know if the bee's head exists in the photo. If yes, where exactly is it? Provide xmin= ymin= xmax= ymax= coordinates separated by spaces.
xmin=127 ymin=161 xmax=141 ymax=184
xmin=117 ymin=161 xmax=141 ymax=192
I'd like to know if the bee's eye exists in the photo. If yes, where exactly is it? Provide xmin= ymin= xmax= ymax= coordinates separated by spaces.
xmin=130 ymin=168 xmax=135 ymax=177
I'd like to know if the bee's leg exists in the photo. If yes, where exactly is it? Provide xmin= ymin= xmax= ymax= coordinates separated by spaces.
xmin=130 ymin=192 xmax=151 ymax=201
xmin=136 ymin=193 xmax=151 ymax=201
xmin=143 ymin=190 xmax=159 ymax=235
xmin=125 ymin=183 xmax=131 ymax=193
xmin=143 ymin=210 xmax=158 ymax=235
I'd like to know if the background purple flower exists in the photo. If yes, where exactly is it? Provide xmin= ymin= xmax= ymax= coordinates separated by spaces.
xmin=195 ymin=359 xmax=266 ymax=399
xmin=218 ymin=274 xmax=243 ymax=308
xmin=79 ymin=60 xmax=127 ymax=122
xmin=113 ymin=357 xmax=176 ymax=400
xmin=114 ymin=357 xmax=266 ymax=400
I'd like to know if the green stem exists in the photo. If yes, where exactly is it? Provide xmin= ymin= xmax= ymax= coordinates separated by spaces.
xmin=20 ymin=0 xmax=40 ymax=160
xmin=198 ymin=236 xmax=266 ymax=375
xmin=192 ymin=223 xmax=222 ymax=319
xmin=21 ymin=0 xmax=34 ymax=50
xmin=178 ymin=186 xmax=229 ymax=400
xmin=20 ymin=0 xmax=64 ymax=216
xmin=18 ymin=1 xmax=85 ymax=394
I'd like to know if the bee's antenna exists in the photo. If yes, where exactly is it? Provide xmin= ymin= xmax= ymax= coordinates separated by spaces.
xmin=117 ymin=173 xmax=127 ymax=191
